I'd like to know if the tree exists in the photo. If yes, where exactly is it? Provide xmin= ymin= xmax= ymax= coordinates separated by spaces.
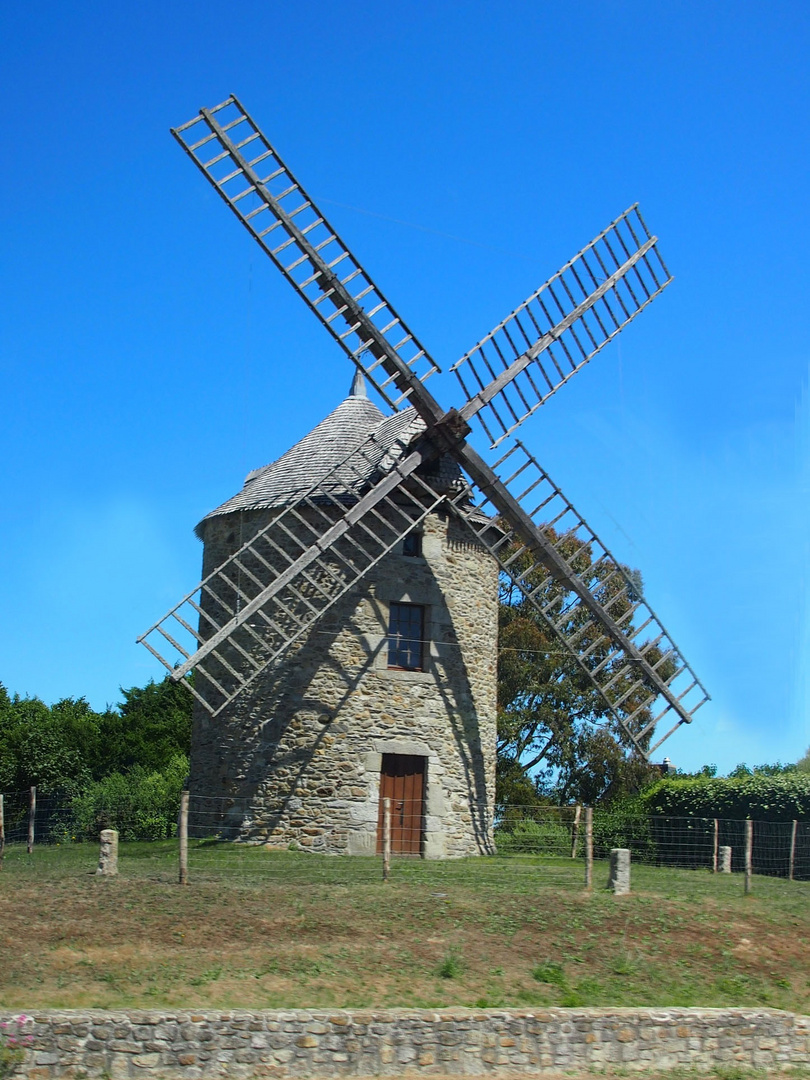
xmin=496 ymin=528 xmax=665 ymax=807
xmin=0 ymin=676 xmax=193 ymax=792
xmin=0 ymin=688 xmax=102 ymax=792
xmin=728 ymin=761 xmax=799 ymax=778
xmin=95 ymin=677 xmax=193 ymax=776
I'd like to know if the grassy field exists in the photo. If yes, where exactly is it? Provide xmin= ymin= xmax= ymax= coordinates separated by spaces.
xmin=0 ymin=841 xmax=807 ymax=1015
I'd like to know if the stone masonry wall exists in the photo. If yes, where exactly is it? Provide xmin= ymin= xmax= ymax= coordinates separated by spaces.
xmin=5 ymin=1007 xmax=808 ymax=1078
xmin=188 ymin=504 xmax=499 ymax=857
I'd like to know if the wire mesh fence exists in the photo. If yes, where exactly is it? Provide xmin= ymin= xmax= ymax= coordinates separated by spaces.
xmin=1 ymin=788 xmax=808 ymax=887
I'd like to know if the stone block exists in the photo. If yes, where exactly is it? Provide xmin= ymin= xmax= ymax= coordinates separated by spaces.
xmin=719 ymin=845 xmax=732 ymax=872
xmin=132 ymin=1053 xmax=161 ymax=1068
xmin=110 ymin=1040 xmax=141 ymax=1053
xmin=109 ymin=1054 xmax=132 ymax=1079
xmin=608 ymin=848 xmax=631 ymax=894
xmin=96 ymin=828 xmax=119 ymax=876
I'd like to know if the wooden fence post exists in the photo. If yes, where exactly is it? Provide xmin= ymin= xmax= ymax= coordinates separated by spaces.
xmin=382 ymin=797 xmax=391 ymax=882
xmin=744 ymin=819 xmax=753 ymax=895
xmin=788 ymin=820 xmax=797 ymax=882
xmin=712 ymin=818 xmax=719 ymax=873
xmin=27 ymin=786 xmax=36 ymax=855
xmin=0 ymin=793 xmax=4 ymax=869
xmin=571 ymin=804 xmax=582 ymax=858
xmin=179 ymin=790 xmax=189 ymax=886
xmin=584 ymin=806 xmax=593 ymax=890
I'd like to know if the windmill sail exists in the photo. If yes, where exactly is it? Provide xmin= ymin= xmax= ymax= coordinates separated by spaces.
xmin=140 ymin=96 xmax=708 ymax=757
xmin=171 ymin=95 xmax=440 ymax=411
xmin=138 ymin=414 xmax=452 ymax=716
xmin=448 ymin=439 xmax=708 ymax=754
xmin=453 ymin=205 xmax=672 ymax=448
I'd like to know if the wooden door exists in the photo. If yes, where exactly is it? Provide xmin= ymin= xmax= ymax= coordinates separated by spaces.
xmin=376 ymin=754 xmax=425 ymax=855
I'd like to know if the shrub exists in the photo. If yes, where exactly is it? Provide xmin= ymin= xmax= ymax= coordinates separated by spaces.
xmin=641 ymin=774 xmax=810 ymax=822
xmin=69 ymin=754 xmax=189 ymax=841
xmin=495 ymin=817 xmax=571 ymax=855
xmin=0 ymin=1015 xmax=33 ymax=1078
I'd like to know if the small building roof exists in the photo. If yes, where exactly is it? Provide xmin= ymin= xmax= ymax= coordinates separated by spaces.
xmin=195 ymin=374 xmax=452 ymax=537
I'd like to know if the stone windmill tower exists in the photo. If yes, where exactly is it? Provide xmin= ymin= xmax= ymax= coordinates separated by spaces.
xmin=140 ymin=97 xmax=709 ymax=858
xmin=189 ymin=372 xmax=499 ymax=856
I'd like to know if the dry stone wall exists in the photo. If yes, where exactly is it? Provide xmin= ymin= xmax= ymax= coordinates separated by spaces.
xmin=189 ymin=505 xmax=499 ymax=857
xmin=5 ymin=1007 xmax=808 ymax=1078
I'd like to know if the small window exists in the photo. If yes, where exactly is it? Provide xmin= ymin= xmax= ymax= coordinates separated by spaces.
xmin=387 ymin=602 xmax=425 ymax=670
xmin=402 ymin=531 xmax=422 ymax=557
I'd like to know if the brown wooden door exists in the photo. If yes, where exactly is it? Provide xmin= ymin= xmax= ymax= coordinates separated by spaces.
xmin=377 ymin=754 xmax=425 ymax=855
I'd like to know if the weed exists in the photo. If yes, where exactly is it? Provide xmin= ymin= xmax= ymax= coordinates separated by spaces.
xmin=560 ymin=988 xmax=584 ymax=1006
xmin=532 ymin=961 xmax=566 ymax=987
xmin=437 ymin=950 xmax=463 ymax=979
xmin=611 ymin=954 xmax=637 ymax=976
xmin=189 ymin=966 xmax=223 ymax=986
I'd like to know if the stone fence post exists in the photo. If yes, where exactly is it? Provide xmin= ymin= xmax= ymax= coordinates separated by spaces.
xmin=96 ymin=829 xmax=118 ymax=876
xmin=608 ymin=848 xmax=630 ymax=895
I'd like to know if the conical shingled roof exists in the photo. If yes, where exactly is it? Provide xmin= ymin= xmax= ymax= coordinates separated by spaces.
xmin=195 ymin=376 xmax=429 ymax=538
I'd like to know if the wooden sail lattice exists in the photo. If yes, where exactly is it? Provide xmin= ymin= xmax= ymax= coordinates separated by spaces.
xmin=453 ymin=205 xmax=672 ymax=447
xmin=171 ymin=95 xmax=439 ymax=411
xmin=140 ymin=95 xmax=710 ymax=755
xmin=448 ymin=440 xmax=707 ymax=755
xmin=138 ymin=421 xmax=448 ymax=716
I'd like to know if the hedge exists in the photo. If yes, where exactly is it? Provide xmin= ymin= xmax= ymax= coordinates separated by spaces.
xmin=640 ymin=773 xmax=810 ymax=821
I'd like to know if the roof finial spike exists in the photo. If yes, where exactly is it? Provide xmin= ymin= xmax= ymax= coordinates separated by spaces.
xmin=349 ymin=368 xmax=367 ymax=399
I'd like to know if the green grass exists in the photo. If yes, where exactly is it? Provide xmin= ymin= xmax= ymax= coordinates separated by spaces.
xmin=0 ymin=840 xmax=807 ymax=1014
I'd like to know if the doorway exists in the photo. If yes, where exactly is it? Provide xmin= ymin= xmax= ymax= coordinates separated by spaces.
xmin=376 ymin=753 xmax=425 ymax=855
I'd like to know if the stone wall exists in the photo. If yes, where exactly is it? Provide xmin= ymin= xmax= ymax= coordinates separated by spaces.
xmin=189 ymin=504 xmax=499 ymax=857
xmin=5 ymin=1007 xmax=807 ymax=1078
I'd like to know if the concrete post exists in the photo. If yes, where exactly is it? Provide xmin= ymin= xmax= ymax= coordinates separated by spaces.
xmin=719 ymin=845 xmax=732 ymax=873
xmin=97 ymin=829 xmax=119 ymax=876
xmin=608 ymin=848 xmax=631 ymax=895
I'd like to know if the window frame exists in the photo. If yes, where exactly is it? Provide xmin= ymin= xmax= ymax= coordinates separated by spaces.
xmin=402 ymin=531 xmax=423 ymax=558
xmin=387 ymin=601 xmax=425 ymax=671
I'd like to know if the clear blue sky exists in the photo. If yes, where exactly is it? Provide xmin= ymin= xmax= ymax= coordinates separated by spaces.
xmin=1 ymin=1 xmax=808 ymax=774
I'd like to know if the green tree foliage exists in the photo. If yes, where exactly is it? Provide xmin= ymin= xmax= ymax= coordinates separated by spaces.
xmin=798 ymin=747 xmax=810 ymax=773
xmin=96 ymin=677 xmax=193 ymax=776
xmin=641 ymin=773 xmax=810 ymax=821
xmin=70 ymin=753 xmax=189 ymax=840
xmin=728 ymin=760 xmax=800 ymax=777
xmin=0 ymin=677 xmax=192 ymax=792
xmin=497 ymin=529 xmax=664 ymax=807
xmin=0 ymin=688 xmax=102 ymax=793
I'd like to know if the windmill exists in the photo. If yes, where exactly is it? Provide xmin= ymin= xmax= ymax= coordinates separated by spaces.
xmin=138 ymin=96 xmax=708 ymax=845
